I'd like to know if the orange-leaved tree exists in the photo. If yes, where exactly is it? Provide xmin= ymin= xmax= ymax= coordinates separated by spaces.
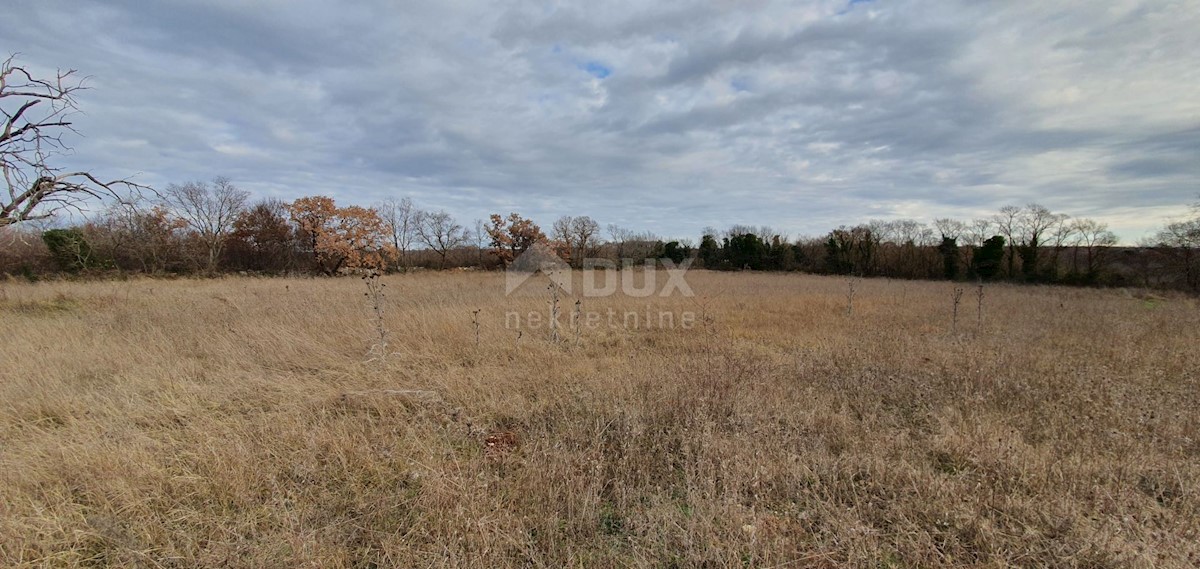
xmin=485 ymin=212 xmax=547 ymax=266
xmin=289 ymin=196 xmax=387 ymax=274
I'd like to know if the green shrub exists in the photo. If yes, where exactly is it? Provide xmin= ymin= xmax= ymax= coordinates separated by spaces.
xmin=41 ymin=228 xmax=94 ymax=272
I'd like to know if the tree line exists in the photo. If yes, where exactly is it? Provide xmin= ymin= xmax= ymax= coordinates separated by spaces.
xmin=695 ymin=203 xmax=1198 ymax=290
xmin=0 ymin=180 xmax=694 ymax=278
xmin=2 ymin=177 xmax=1198 ymax=292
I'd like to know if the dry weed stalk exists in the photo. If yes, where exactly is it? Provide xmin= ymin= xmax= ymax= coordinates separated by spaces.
xmin=951 ymin=286 xmax=964 ymax=334
xmin=548 ymin=281 xmax=561 ymax=343
xmin=976 ymin=281 xmax=985 ymax=331
xmin=573 ymin=299 xmax=582 ymax=345
xmin=471 ymin=308 xmax=481 ymax=347
xmin=689 ymin=293 xmax=722 ymax=365
xmin=363 ymin=271 xmax=394 ymax=361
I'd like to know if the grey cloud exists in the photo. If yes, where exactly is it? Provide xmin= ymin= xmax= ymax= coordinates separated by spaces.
xmin=1110 ymin=157 xmax=1200 ymax=179
xmin=1 ymin=0 xmax=1196 ymax=241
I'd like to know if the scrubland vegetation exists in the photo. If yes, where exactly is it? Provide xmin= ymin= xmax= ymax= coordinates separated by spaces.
xmin=2 ymin=271 xmax=1198 ymax=567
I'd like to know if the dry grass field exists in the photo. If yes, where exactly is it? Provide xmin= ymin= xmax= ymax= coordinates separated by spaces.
xmin=1 ymin=270 xmax=1198 ymax=568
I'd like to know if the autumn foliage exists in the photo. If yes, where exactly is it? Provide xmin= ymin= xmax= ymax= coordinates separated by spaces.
xmin=485 ymin=213 xmax=547 ymax=266
xmin=289 ymin=196 xmax=388 ymax=274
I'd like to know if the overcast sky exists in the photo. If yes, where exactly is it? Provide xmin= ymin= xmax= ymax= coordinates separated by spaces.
xmin=3 ymin=0 xmax=1198 ymax=242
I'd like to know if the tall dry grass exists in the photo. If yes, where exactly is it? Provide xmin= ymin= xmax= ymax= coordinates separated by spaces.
xmin=0 ymin=271 xmax=1197 ymax=567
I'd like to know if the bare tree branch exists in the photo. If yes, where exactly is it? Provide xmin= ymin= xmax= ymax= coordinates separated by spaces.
xmin=0 ymin=54 xmax=145 ymax=228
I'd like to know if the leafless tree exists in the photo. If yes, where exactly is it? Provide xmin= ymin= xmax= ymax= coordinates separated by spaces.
xmin=1016 ymin=203 xmax=1068 ymax=278
xmin=607 ymin=224 xmax=633 ymax=261
xmin=866 ymin=219 xmax=897 ymax=245
xmin=625 ymin=230 xmax=662 ymax=264
xmin=724 ymin=224 xmax=779 ymax=244
xmin=890 ymin=219 xmax=931 ymax=246
xmin=1 ymin=54 xmax=146 ymax=227
xmin=935 ymin=218 xmax=969 ymax=274
xmin=934 ymin=218 xmax=966 ymax=241
xmin=1151 ymin=215 xmax=1200 ymax=290
xmin=1043 ymin=213 xmax=1076 ymax=279
xmin=472 ymin=218 xmax=487 ymax=267
xmin=162 ymin=177 xmax=249 ymax=272
xmin=1070 ymin=218 xmax=1117 ymax=276
xmin=866 ymin=219 xmax=932 ymax=277
xmin=1019 ymin=204 xmax=1066 ymax=246
xmin=993 ymin=206 xmax=1022 ymax=277
xmin=606 ymin=224 xmax=663 ymax=264
xmin=95 ymin=198 xmax=185 ymax=273
xmin=965 ymin=218 xmax=994 ymax=248
xmin=378 ymin=196 xmax=416 ymax=271
xmin=415 ymin=209 xmax=467 ymax=269
xmin=553 ymin=215 xmax=601 ymax=268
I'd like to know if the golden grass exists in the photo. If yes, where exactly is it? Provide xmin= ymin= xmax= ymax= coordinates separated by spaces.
xmin=1 ymin=271 xmax=1198 ymax=567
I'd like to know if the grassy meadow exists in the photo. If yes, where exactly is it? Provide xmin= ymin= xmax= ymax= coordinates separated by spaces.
xmin=1 ymin=270 xmax=1198 ymax=567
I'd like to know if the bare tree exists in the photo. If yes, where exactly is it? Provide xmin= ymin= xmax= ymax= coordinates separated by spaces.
xmin=472 ymin=218 xmax=487 ymax=267
xmin=573 ymin=216 xmax=602 ymax=265
xmin=1017 ymin=204 xmax=1068 ymax=279
xmin=378 ymin=197 xmax=416 ymax=271
xmin=553 ymin=215 xmax=601 ymax=268
xmin=1070 ymin=218 xmax=1117 ymax=277
xmin=625 ymin=230 xmax=662 ymax=264
xmin=415 ymin=209 xmax=467 ymax=269
xmin=607 ymin=224 xmax=633 ymax=261
xmin=991 ymin=204 xmax=1070 ymax=279
xmin=993 ymin=206 xmax=1022 ymax=277
xmin=935 ymin=218 xmax=968 ymax=278
xmin=966 ymin=218 xmax=994 ymax=248
xmin=866 ymin=219 xmax=897 ymax=245
xmin=1152 ymin=216 xmax=1200 ymax=290
xmin=96 ymin=198 xmax=186 ymax=273
xmin=162 ymin=177 xmax=249 ymax=272
xmin=724 ymin=224 xmax=779 ymax=244
xmin=1 ymin=54 xmax=145 ymax=227
xmin=605 ymin=224 xmax=665 ymax=265
xmin=934 ymin=218 xmax=966 ymax=241
xmin=1043 ymin=213 xmax=1076 ymax=279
